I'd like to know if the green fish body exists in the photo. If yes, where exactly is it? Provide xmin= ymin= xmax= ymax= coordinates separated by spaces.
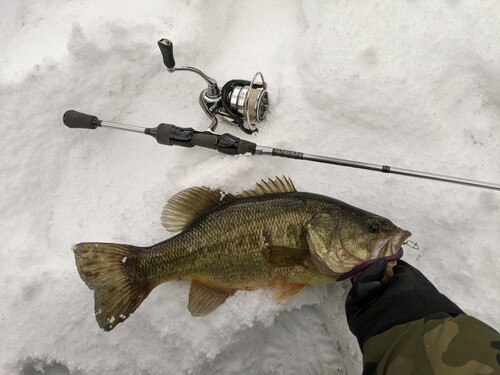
xmin=74 ymin=177 xmax=410 ymax=331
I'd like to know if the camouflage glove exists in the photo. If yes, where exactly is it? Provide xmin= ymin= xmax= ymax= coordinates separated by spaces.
xmin=345 ymin=259 xmax=464 ymax=350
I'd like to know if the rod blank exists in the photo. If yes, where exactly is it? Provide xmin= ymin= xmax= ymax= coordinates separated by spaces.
xmin=100 ymin=120 xmax=148 ymax=134
xmin=259 ymin=147 xmax=500 ymax=191
xmin=389 ymin=166 xmax=500 ymax=191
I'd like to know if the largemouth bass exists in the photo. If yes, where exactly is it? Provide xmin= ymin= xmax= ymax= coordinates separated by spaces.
xmin=74 ymin=177 xmax=410 ymax=331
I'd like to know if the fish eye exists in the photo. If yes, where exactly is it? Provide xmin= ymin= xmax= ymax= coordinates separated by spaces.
xmin=369 ymin=222 xmax=380 ymax=233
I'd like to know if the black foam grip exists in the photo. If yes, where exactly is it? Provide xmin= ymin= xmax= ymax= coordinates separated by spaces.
xmin=63 ymin=110 xmax=98 ymax=129
xmin=155 ymin=123 xmax=175 ymax=145
xmin=192 ymin=133 xmax=218 ymax=149
xmin=158 ymin=39 xmax=175 ymax=69
xmin=237 ymin=139 xmax=257 ymax=154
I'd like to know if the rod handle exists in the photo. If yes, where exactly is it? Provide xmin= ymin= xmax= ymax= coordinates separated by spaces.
xmin=155 ymin=124 xmax=256 ymax=155
xmin=158 ymin=39 xmax=175 ymax=70
xmin=63 ymin=110 xmax=99 ymax=129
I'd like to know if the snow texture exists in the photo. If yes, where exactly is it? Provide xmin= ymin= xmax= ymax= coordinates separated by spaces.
xmin=1 ymin=1 xmax=499 ymax=374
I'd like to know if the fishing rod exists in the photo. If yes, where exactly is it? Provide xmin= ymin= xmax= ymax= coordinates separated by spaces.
xmin=63 ymin=39 xmax=500 ymax=192
xmin=62 ymin=109 xmax=500 ymax=191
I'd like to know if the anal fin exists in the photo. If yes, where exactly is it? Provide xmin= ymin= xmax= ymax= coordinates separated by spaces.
xmin=274 ymin=284 xmax=306 ymax=300
xmin=188 ymin=281 xmax=235 ymax=316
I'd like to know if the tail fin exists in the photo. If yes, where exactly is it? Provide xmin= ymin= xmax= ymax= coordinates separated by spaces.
xmin=73 ymin=243 xmax=150 ymax=331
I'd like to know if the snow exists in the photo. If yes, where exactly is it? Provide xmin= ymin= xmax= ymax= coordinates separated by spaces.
xmin=1 ymin=1 xmax=499 ymax=374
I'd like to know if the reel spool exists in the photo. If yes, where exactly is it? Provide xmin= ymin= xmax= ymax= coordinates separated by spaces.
xmin=221 ymin=72 xmax=269 ymax=133
xmin=158 ymin=39 xmax=269 ymax=134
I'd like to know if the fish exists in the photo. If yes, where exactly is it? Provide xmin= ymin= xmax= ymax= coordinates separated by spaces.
xmin=74 ymin=177 xmax=411 ymax=331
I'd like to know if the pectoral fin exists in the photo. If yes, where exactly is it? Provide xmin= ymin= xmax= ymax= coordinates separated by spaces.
xmin=267 ymin=246 xmax=308 ymax=268
xmin=188 ymin=281 xmax=235 ymax=316
xmin=305 ymin=212 xmax=341 ymax=275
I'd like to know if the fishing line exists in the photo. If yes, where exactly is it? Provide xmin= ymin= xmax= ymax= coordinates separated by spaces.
xmin=62 ymin=38 xmax=500 ymax=192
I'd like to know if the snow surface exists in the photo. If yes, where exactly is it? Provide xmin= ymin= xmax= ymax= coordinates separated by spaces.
xmin=1 ymin=1 xmax=499 ymax=374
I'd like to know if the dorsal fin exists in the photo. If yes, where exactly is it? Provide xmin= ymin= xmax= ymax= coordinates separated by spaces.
xmin=161 ymin=186 xmax=226 ymax=232
xmin=238 ymin=176 xmax=296 ymax=198
xmin=161 ymin=177 xmax=296 ymax=232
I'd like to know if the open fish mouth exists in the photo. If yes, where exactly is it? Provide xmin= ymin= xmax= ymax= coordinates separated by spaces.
xmin=375 ymin=229 xmax=411 ymax=258
xmin=336 ymin=230 xmax=411 ymax=282
xmin=336 ymin=248 xmax=404 ymax=281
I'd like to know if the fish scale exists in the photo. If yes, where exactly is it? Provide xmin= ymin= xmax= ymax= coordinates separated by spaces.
xmin=137 ymin=195 xmax=325 ymax=288
xmin=73 ymin=177 xmax=410 ymax=331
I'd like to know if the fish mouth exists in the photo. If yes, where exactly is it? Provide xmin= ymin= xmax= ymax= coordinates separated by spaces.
xmin=374 ymin=229 xmax=411 ymax=259
xmin=336 ymin=248 xmax=404 ymax=281
xmin=336 ymin=229 xmax=411 ymax=282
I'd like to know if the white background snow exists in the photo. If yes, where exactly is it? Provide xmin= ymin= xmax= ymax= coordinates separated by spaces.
xmin=1 ymin=1 xmax=499 ymax=374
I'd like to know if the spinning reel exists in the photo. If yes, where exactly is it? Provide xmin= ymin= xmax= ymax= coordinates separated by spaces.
xmin=158 ymin=39 xmax=269 ymax=134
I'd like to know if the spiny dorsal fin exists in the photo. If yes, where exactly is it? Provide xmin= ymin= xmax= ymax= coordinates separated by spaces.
xmin=161 ymin=177 xmax=295 ymax=232
xmin=161 ymin=187 xmax=227 ymax=232
xmin=188 ymin=281 xmax=235 ymax=316
xmin=238 ymin=176 xmax=296 ymax=198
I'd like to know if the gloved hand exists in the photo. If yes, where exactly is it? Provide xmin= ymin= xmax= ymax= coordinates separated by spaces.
xmin=345 ymin=259 xmax=464 ymax=350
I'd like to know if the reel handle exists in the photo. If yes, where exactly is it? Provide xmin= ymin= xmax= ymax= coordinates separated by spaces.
xmin=155 ymin=123 xmax=256 ymax=155
xmin=63 ymin=110 xmax=99 ymax=129
xmin=158 ymin=39 xmax=175 ymax=70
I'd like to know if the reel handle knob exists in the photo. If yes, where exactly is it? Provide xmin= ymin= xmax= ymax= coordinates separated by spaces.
xmin=158 ymin=39 xmax=175 ymax=70
xmin=63 ymin=110 xmax=99 ymax=129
